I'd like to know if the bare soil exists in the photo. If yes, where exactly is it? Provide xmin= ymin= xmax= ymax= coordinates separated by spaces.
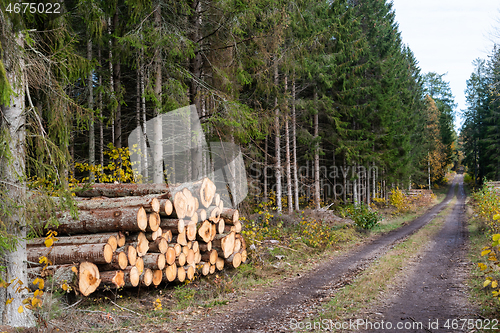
xmin=185 ymin=179 xmax=461 ymax=332
xmin=362 ymin=175 xmax=477 ymax=332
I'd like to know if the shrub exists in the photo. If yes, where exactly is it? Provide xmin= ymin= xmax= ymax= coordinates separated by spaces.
xmin=338 ymin=203 xmax=381 ymax=230
xmin=389 ymin=188 xmax=412 ymax=213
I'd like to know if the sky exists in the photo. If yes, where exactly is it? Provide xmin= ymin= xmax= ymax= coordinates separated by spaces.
xmin=391 ymin=0 xmax=500 ymax=131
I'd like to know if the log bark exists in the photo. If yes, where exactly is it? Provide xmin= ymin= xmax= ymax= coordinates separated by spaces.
xmin=212 ymin=232 xmax=235 ymax=258
xmin=27 ymin=232 xmax=122 ymax=248
xmin=75 ymin=183 xmax=170 ymax=198
xmin=51 ymin=206 xmax=149 ymax=235
xmin=224 ymin=252 xmax=241 ymax=268
xmin=141 ymin=253 xmax=166 ymax=270
xmin=28 ymin=243 xmax=114 ymax=265
xmin=148 ymin=237 xmax=168 ymax=254
xmin=99 ymin=270 xmax=125 ymax=289
xmin=220 ymin=208 xmax=239 ymax=225
xmin=201 ymin=249 xmax=217 ymax=265
xmin=160 ymin=218 xmax=185 ymax=234
xmin=199 ymin=241 xmax=212 ymax=252
xmin=59 ymin=194 xmax=160 ymax=211
xmin=78 ymin=262 xmax=101 ymax=296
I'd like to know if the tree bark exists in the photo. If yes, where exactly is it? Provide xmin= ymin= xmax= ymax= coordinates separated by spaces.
xmin=152 ymin=4 xmax=163 ymax=184
xmin=314 ymin=90 xmax=320 ymax=209
xmin=87 ymin=38 xmax=95 ymax=182
xmin=274 ymin=59 xmax=282 ymax=213
xmin=74 ymin=183 xmax=170 ymax=198
xmin=284 ymin=74 xmax=292 ymax=214
xmin=0 ymin=32 xmax=35 ymax=327
xmin=292 ymin=72 xmax=299 ymax=211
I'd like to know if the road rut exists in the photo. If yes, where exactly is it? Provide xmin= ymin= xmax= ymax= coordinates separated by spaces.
xmin=194 ymin=179 xmax=459 ymax=332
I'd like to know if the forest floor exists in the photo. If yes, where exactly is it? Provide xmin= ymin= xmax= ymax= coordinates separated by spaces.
xmin=4 ymin=174 xmax=497 ymax=332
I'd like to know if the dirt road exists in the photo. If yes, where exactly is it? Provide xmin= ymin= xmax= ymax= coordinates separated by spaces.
xmin=193 ymin=178 xmax=463 ymax=332
xmin=366 ymin=175 xmax=475 ymax=332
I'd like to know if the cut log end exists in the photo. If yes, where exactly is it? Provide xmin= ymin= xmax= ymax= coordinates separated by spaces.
xmin=79 ymin=262 xmax=101 ymax=296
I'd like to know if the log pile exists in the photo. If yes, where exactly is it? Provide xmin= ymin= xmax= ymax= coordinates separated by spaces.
xmin=27 ymin=177 xmax=247 ymax=296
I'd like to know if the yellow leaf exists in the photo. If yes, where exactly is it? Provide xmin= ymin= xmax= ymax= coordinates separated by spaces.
xmin=494 ymin=214 xmax=500 ymax=220
xmin=484 ymin=279 xmax=492 ymax=287
xmin=61 ymin=283 xmax=68 ymax=291
xmin=493 ymin=234 xmax=500 ymax=242
xmin=38 ymin=280 xmax=44 ymax=290
xmin=482 ymin=250 xmax=492 ymax=257
xmin=71 ymin=266 xmax=77 ymax=273
xmin=44 ymin=238 xmax=53 ymax=248
xmin=5 ymin=298 xmax=13 ymax=305
xmin=492 ymin=280 xmax=498 ymax=289
xmin=17 ymin=306 xmax=23 ymax=313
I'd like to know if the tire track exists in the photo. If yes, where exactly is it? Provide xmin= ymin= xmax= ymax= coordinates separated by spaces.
xmin=371 ymin=175 xmax=475 ymax=333
xmin=192 ymin=179 xmax=458 ymax=332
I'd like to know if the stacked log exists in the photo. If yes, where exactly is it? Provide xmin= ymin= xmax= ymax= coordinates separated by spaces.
xmin=27 ymin=177 xmax=247 ymax=296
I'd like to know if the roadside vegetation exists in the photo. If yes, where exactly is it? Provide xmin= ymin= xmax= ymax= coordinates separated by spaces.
xmin=17 ymin=184 xmax=446 ymax=332
xmin=465 ymin=177 xmax=500 ymax=320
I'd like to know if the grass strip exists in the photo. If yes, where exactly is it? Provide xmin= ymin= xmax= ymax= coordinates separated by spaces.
xmin=306 ymin=197 xmax=457 ymax=329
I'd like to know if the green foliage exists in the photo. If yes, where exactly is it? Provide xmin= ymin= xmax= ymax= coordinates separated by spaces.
xmin=471 ymin=185 xmax=500 ymax=233
xmin=338 ymin=204 xmax=381 ymax=230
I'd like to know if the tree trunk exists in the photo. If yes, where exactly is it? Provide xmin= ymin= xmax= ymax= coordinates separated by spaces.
xmin=28 ymin=243 xmax=114 ymax=266
xmin=153 ymin=4 xmax=163 ymax=184
xmin=274 ymin=60 xmax=282 ymax=213
xmin=113 ymin=11 xmax=122 ymax=149
xmin=0 ymin=33 xmax=35 ymax=327
xmin=314 ymin=91 xmax=320 ymax=209
xmin=98 ymin=46 xmax=104 ymax=167
xmin=264 ymin=135 xmax=268 ymax=201
xmin=87 ymin=38 xmax=95 ymax=182
xmin=292 ymin=72 xmax=299 ymax=211
xmin=284 ymin=74 xmax=292 ymax=214
xmin=140 ymin=49 xmax=148 ymax=180
xmin=75 ymin=183 xmax=169 ymax=197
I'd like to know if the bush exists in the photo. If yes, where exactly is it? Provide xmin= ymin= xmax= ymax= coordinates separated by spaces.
xmin=338 ymin=203 xmax=381 ymax=230
xmin=389 ymin=188 xmax=412 ymax=214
